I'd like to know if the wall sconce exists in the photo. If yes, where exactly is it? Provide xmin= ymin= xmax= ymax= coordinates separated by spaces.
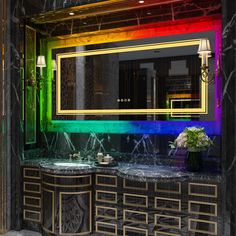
xmin=52 ymin=59 xmax=57 ymax=71
xmin=198 ymin=38 xmax=221 ymax=83
xmin=36 ymin=55 xmax=46 ymax=89
xmin=36 ymin=55 xmax=46 ymax=75
xmin=52 ymin=59 xmax=57 ymax=80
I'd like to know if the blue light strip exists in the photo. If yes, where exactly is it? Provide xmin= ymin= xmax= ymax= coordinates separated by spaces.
xmin=47 ymin=120 xmax=221 ymax=135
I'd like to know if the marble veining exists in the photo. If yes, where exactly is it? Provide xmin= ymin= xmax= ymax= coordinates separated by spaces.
xmin=22 ymin=158 xmax=222 ymax=183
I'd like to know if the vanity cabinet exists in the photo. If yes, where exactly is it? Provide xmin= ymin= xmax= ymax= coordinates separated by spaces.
xmin=22 ymin=166 xmax=221 ymax=235
xmin=41 ymin=172 xmax=92 ymax=235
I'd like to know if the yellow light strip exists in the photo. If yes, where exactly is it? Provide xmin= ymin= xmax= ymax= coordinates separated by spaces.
xmin=56 ymin=39 xmax=208 ymax=115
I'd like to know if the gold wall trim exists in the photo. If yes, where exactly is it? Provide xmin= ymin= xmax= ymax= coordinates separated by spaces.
xmin=59 ymin=191 xmax=92 ymax=235
xmin=42 ymin=181 xmax=91 ymax=188
xmin=123 ymin=209 xmax=148 ymax=224
xmin=188 ymin=218 xmax=217 ymax=235
xmin=155 ymin=182 xmax=181 ymax=194
xmin=42 ymin=188 xmax=55 ymax=234
xmin=96 ymin=206 xmax=118 ymax=220
xmin=23 ymin=209 xmax=41 ymax=223
xmin=23 ymin=196 xmax=41 ymax=208
xmin=96 ymin=221 xmax=117 ymax=236
xmin=42 ymin=173 xmax=91 ymax=188
xmin=123 ymin=226 xmax=148 ymax=236
xmin=96 ymin=190 xmax=118 ymax=204
xmin=154 ymin=197 xmax=181 ymax=212
xmin=23 ymin=182 xmax=41 ymax=194
xmin=23 ymin=167 xmax=40 ymax=180
xmin=96 ymin=174 xmax=117 ymax=187
xmin=123 ymin=179 xmax=148 ymax=191
xmin=188 ymin=182 xmax=218 ymax=198
xmin=42 ymin=172 xmax=91 ymax=179
xmin=123 ymin=193 xmax=148 ymax=208
xmin=154 ymin=231 xmax=181 ymax=236
xmin=188 ymin=200 xmax=217 ymax=217
xmin=154 ymin=214 xmax=181 ymax=230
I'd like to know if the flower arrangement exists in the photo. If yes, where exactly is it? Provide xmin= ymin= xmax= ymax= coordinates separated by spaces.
xmin=169 ymin=127 xmax=213 ymax=151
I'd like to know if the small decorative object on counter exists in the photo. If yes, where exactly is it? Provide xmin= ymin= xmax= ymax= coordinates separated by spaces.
xmin=97 ymin=152 xmax=104 ymax=163
xmin=96 ymin=153 xmax=117 ymax=167
xmin=169 ymin=127 xmax=213 ymax=172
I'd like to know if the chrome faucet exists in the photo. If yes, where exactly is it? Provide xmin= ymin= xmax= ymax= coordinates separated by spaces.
xmin=69 ymin=151 xmax=81 ymax=161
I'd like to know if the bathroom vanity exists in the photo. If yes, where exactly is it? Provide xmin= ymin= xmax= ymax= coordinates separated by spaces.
xmin=22 ymin=160 xmax=221 ymax=236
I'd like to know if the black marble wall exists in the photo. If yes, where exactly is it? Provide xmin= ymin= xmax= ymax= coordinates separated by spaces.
xmin=222 ymin=0 xmax=236 ymax=235
xmin=5 ymin=0 xmax=236 ymax=234
xmin=9 ymin=0 xmax=24 ymax=230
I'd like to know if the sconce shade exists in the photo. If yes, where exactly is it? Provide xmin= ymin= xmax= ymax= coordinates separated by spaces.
xmin=36 ymin=55 xmax=46 ymax=67
xmin=198 ymin=39 xmax=211 ymax=56
xmin=52 ymin=59 xmax=57 ymax=71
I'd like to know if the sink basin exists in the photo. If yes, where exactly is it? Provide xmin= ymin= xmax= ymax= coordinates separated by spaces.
xmin=54 ymin=162 xmax=90 ymax=168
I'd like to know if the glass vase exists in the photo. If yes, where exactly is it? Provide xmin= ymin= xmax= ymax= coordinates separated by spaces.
xmin=185 ymin=151 xmax=202 ymax=172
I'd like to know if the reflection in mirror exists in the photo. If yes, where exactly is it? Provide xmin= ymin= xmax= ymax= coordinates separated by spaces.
xmin=52 ymin=31 xmax=215 ymax=121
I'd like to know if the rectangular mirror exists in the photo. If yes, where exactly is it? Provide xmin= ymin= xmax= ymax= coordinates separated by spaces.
xmin=55 ymin=39 xmax=207 ymax=116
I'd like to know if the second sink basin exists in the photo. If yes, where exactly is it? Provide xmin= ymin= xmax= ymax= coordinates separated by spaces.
xmin=54 ymin=162 xmax=90 ymax=168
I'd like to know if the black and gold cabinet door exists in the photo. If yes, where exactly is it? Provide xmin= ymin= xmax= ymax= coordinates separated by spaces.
xmin=41 ymin=172 xmax=92 ymax=235
xmin=22 ymin=166 xmax=42 ymax=229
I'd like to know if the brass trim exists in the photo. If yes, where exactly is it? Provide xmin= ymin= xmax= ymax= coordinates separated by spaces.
xmin=42 ymin=181 xmax=91 ymax=188
xmin=154 ymin=197 xmax=181 ymax=212
xmin=42 ymin=172 xmax=91 ymax=179
xmin=123 ymin=193 xmax=148 ymax=208
xmin=96 ymin=221 xmax=117 ymax=236
xmin=188 ymin=182 xmax=218 ymax=198
xmin=42 ymin=188 xmax=55 ymax=234
xmin=96 ymin=190 xmax=117 ymax=204
xmin=59 ymin=191 xmax=92 ymax=235
xmin=42 ymin=174 xmax=91 ymax=188
xmin=188 ymin=218 xmax=217 ymax=235
xmin=123 ymin=209 xmax=148 ymax=224
xmin=96 ymin=206 xmax=118 ymax=220
xmin=42 ymin=226 xmax=55 ymax=235
xmin=24 ymin=182 xmax=41 ymax=194
xmin=96 ymin=174 xmax=117 ymax=187
xmin=123 ymin=179 xmax=148 ymax=191
xmin=154 ymin=214 xmax=181 ymax=230
xmin=23 ymin=196 xmax=41 ymax=208
xmin=188 ymin=200 xmax=217 ymax=217
xmin=154 ymin=231 xmax=181 ymax=236
xmin=23 ymin=167 xmax=40 ymax=180
xmin=23 ymin=209 xmax=41 ymax=223
xmin=123 ymin=226 xmax=148 ymax=236
xmin=155 ymin=182 xmax=181 ymax=194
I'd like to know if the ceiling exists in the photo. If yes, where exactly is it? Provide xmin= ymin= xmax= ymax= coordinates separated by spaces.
xmin=25 ymin=0 xmax=221 ymax=37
